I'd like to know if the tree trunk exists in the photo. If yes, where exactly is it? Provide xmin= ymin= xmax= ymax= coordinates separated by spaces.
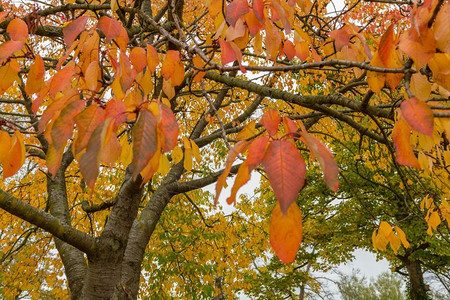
xmin=403 ymin=258 xmax=430 ymax=300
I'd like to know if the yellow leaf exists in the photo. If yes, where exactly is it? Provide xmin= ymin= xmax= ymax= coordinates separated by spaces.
xmin=191 ymin=140 xmax=201 ymax=162
xmin=379 ymin=221 xmax=392 ymax=237
xmin=372 ymin=230 xmax=378 ymax=251
xmin=394 ymin=225 xmax=409 ymax=249
xmin=157 ymin=154 xmax=170 ymax=176
xmin=388 ymin=232 xmax=401 ymax=254
xmin=236 ymin=120 xmax=258 ymax=141
xmin=428 ymin=211 xmax=441 ymax=230
xmin=172 ymin=146 xmax=183 ymax=164
xmin=183 ymin=137 xmax=193 ymax=171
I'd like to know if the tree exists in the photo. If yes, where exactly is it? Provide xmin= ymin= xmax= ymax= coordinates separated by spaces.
xmin=0 ymin=0 xmax=448 ymax=299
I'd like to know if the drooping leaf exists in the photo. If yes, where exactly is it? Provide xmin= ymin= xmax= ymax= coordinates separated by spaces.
xmin=158 ymin=102 xmax=179 ymax=152
xmin=131 ymin=109 xmax=158 ymax=180
xmin=2 ymin=131 xmax=26 ymax=179
xmin=246 ymin=135 xmax=269 ymax=171
xmin=0 ymin=131 xmax=11 ymax=162
xmin=261 ymin=140 xmax=306 ymax=215
xmin=300 ymin=130 xmax=339 ymax=192
xmin=98 ymin=16 xmax=122 ymax=42
xmin=0 ymin=60 xmax=21 ymax=94
xmin=84 ymin=61 xmax=100 ymax=91
xmin=74 ymin=104 xmax=106 ymax=155
xmin=270 ymin=202 xmax=302 ymax=263
xmin=226 ymin=161 xmax=251 ymax=204
xmin=219 ymin=39 xmax=237 ymax=65
xmin=225 ymin=0 xmax=250 ymax=27
xmin=130 ymin=47 xmax=147 ymax=73
xmin=25 ymin=55 xmax=45 ymax=95
xmin=7 ymin=18 xmax=28 ymax=41
xmin=146 ymin=44 xmax=159 ymax=73
xmin=215 ymin=141 xmax=250 ymax=205
xmin=392 ymin=118 xmax=421 ymax=169
xmin=0 ymin=40 xmax=24 ymax=63
xmin=183 ymin=137 xmax=193 ymax=172
xmin=394 ymin=226 xmax=409 ymax=249
xmin=400 ymin=97 xmax=434 ymax=137
xmin=49 ymin=64 xmax=76 ymax=98
xmin=63 ymin=16 xmax=88 ymax=47
xmin=260 ymin=110 xmax=281 ymax=137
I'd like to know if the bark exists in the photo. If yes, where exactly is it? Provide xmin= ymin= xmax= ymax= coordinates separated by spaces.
xmin=47 ymin=156 xmax=88 ymax=299
xmin=403 ymin=258 xmax=431 ymax=300
xmin=81 ymin=168 xmax=144 ymax=299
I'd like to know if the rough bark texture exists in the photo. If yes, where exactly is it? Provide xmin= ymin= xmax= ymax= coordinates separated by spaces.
xmin=404 ymin=258 xmax=431 ymax=300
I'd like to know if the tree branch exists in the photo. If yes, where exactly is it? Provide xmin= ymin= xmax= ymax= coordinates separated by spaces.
xmin=0 ymin=189 xmax=96 ymax=256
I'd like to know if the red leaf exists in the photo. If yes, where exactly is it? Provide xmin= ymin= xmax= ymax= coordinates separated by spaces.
xmin=253 ymin=0 xmax=264 ymax=22
xmin=246 ymin=136 xmax=269 ymax=171
xmin=215 ymin=141 xmax=250 ymax=205
xmin=7 ymin=18 xmax=28 ymax=41
xmin=300 ymin=131 xmax=339 ymax=192
xmin=105 ymin=99 xmax=127 ymax=128
xmin=378 ymin=25 xmax=395 ymax=66
xmin=98 ymin=16 xmax=122 ymax=43
xmin=260 ymin=110 xmax=281 ymax=137
xmin=158 ymin=102 xmax=179 ymax=152
xmin=270 ymin=202 xmax=302 ymax=263
xmin=261 ymin=140 xmax=306 ymax=215
xmin=400 ymin=97 xmax=434 ymax=137
xmin=392 ymin=118 xmax=421 ymax=169
xmin=219 ymin=39 xmax=237 ymax=65
xmin=329 ymin=26 xmax=352 ymax=51
xmin=130 ymin=47 xmax=147 ymax=73
xmin=283 ymin=40 xmax=296 ymax=60
xmin=63 ymin=16 xmax=88 ymax=47
xmin=132 ymin=109 xmax=158 ymax=180
xmin=25 ymin=55 xmax=45 ymax=95
xmin=74 ymin=104 xmax=106 ymax=155
xmin=0 ymin=40 xmax=24 ymax=63
xmin=225 ymin=0 xmax=250 ymax=26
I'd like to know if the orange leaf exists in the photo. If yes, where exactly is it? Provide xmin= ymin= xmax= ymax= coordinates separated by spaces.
xmin=329 ymin=26 xmax=352 ymax=51
xmin=130 ymin=47 xmax=147 ymax=73
xmin=283 ymin=40 xmax=296 ymax=60
xmin=105 ymin=99 xmax=127 ymax=127
xmin=84 ymin=61 xmax=100 ymax=91
xmin=244 ymin=9 xmax=262 ymax=36
xmin=119 ymin=52 xmax=137 ymax=92
xmin=192 ymin=55 xmax=206 ymax=82
xmin=161 ymin=50 xmax=180 ymax=80
xmin=7 ymin=18 xmax=28 ymax=41
xmin=25 ymin=55 xmax=45 ymax=95
xmin=63 ymin=16 xmax=88 ymax=47
xmin=74 ymin=104 xmax=106 ymax=155
xmin=261 ymin=140 xmax=306 ymax=215
xmin=49 ymin=64 xmax=76 ymax=98
xmin=400 ymin=97 xmax=434 ymax=137
xmin=392 ymin=118 xmax=421 ymax=169
xmin=0 ymin=131 xmax=11 ymax=163
xmin=158 ymin=102 xmax=179 ymax=152
xmin=98 ymin=16 xmax=122 ymax=43
xmin=378 ymin=25 xmax=395 ymax=67
xmin=219 ymin=39 xmax=237 ymax=65
xmin=260 ymin=110 xmax=281 ymax=137
xmin=270 ymin=202 xmax=302 ymax=263
xmin=146 ymin=44 xmax=159 ymax=73
xmin=132 ymin=109 xmax=158 ymax=180
xmin=253 ymin=0 xmax=264 ymax=22
xmin=300 ymin=131 xmax=339 ymax=192
xmin=246 ymin=135 xmax=269 ymax=171
xmin=215 ymin=141 xmax=250 ymax=205
xmin=0 ymin=59 xmax=20 ymax=94
xmin=2 ymin=131 xmax=26 ymax=179
xmin=0 ymin=40 xmax=24 ymax=63
xmin=226 ymin=161 xmax=251 ymax=204
xmin=225 ymin=0 xmax=250 ymax=26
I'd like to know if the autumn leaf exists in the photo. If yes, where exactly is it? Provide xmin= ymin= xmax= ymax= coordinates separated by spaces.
xmin=130 ymin=47 xmax=147 ymax=73
xmin=49 ymin=64 xmax=76 ymax=98
xmin=73 ymin=104 xmax=106 ymax=156
xmin=158 ymin=102 xmax=179 ymax=152
xmin=215 ymin=141 xmax=250 ymax=205
xmin=25 ymin=55 xmax=45 ymax=95
xmin=98 ymin=16 xmax=122 ymax=42
xmin=7 ymin=18 xmax=28 ymax=41
xmin=246 ymin=135 xmax=269 ymax=171
xmin=146 ymin=44 xmax=159 ymax=73
xmin=63 ymin=16 xmax=89 ymax=47
xmin=0 ymin=60 xmax=21 ymax=94
xmin=400 ymin=97 xmax=434 ymax=137
xmin=132 ymin=109 xmax=158 ymax=180
xmin=225 ymin=0 xmax=250 ymax=27
xmin=2 ymin=131 xmax=26 ymax=179
xmin=0 ymin=40 xmax=24 ymax=63
xmin=392 ymin=118 xmax=421 ymax=169
xmin=84 ymin=61 xmax=100 ymax=91
xmin=260 ymin=110 xmax=281 ymax=137
xmin=219 ymin=39 xmax=238 ymax=65
xmin=226 ymin=161 xmax=251 ymax=204
xmin=270 ymin=202 xmax=302 ymax=263
xmin=0 ymin=131 xmax=11 ymax=163
xmin=261 ymin=140 xmax=306 ymax=215
xmin=300 ymin=130 xmax=339 ymax=192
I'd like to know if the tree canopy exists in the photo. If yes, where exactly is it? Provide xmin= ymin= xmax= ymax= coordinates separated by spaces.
xmin=0 ymin=0 xmax=449 ymax=299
